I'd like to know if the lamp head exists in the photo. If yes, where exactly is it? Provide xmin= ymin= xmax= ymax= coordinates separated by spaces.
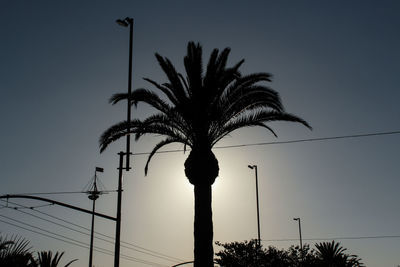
xmin=125 ymin=17 xmax=134 ymax=24
xmin=116 ymin=19 xmax=129 ymax=27
xmin=293 ymin=217 xmax=300 ymax=221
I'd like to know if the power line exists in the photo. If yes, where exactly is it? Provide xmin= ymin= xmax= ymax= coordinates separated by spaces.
xmin=214 ymin=130 xmax=400 ymax=149
xmin=0 ymin=215 xmax=168 ymax=267
xmin=5 ymin=190 xmax=117 ymax=196
xmin=2 ymin=204 xmax=181 ymax=263
xmin=129 ymin=130 xmax=400 ymax=156
xmin=262 ymin=235 xmax=400 ymax=242
xmin=9 ymin=203 xmax=54 ymax=209
xmin=0 ymin=199 xmax=183 ymax=263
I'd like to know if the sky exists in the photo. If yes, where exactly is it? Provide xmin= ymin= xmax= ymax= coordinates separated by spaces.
xmin=1 ymin=0 xmax=400 ymax=266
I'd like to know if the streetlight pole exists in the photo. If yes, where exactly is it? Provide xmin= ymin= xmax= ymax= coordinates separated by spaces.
xmin=114 ymin=17 xmax=134 ymax=267
xmin=116 ymin=17 xmax=134 ymax=171
xmin=293 ymin=217 xmax=303 ymax=251
xmin=87 ymin=167 xmax=103 ymax=267
xmin=248 ymin=165 xmax=261 ymax=246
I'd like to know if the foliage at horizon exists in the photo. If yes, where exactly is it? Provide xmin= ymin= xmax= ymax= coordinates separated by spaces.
xmin=215 ymin=239 xmax=365 ymax=267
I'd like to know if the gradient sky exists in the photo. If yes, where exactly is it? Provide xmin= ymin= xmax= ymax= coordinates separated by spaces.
xmin=1 ymin=1 xmax=400 ymax=266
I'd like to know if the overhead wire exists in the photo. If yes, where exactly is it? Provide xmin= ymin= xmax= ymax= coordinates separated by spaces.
xmin=0 ymin=199 xmax=183 ymax=263
xmin=6 ymin=190 xmax=117 ymax=196
xmin=0 ymin=215 xmax=168 ymax=267
xmin=9 ymin=203 xmax=54 ymax=209
xmin=3 ymin=204 xmax=181 ymax=263
xmin=129 ymin=130 xmax=400 ymax=156
xmin=262 ymin=235 xmax=400 ymax=242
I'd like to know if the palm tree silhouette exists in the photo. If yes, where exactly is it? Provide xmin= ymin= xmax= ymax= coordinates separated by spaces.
xmin=100 ymin=41 xmax=311 ymax=267
xmin=315 ymin=241 xmax=365 ymax=267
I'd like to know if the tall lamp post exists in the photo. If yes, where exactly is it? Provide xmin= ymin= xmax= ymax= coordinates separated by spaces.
xmin=114 ymin=17 xmax=134 ymax=267
xmin=116 ymin=17 xmax=134 ymax=171
xmin=293 ymin=217 xmax=303 ymax=251
xmin=248 ymin=165 xmax=261 ymax=246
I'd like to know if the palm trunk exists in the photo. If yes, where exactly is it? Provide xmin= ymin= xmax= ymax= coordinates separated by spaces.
xmin=193 ymin=184 xmax=214 ymax=267
xmin=185 ymin=148 xmax=218 ymax=267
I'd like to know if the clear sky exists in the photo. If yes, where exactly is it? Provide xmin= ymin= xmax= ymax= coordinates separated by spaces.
xmin=1 ymin=1 xmax=400 ymax=266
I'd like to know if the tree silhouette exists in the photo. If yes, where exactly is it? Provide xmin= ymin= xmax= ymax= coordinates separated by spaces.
xmin=100 ymin=41 xmax=311 ymax=266
xmin=215 ymin=239 xmax=364 ymax=267
xmin=216 ymin=239 xmax=317 ymax=267
xmin=314 ymin=241 xmax=365 ymax=267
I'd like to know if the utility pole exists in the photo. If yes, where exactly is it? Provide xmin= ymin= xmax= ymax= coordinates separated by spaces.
xmin=114 ymin=152 xmax=124 ymax=267
xmin=87 ymin=167 xmax=103 ymax=267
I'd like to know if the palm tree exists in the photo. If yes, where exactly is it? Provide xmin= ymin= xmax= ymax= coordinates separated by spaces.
xmin=315 ymin=241 xmax=364 ymax=267
xmin=0 ymin=235 xmax=36 ymax=267
xmin=36 ymin=251 xmax=77 ymax=267
xmin=100 ymin=41 xmax=311 ymax=267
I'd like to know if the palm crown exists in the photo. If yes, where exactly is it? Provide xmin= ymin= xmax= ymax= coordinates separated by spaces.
xmin=100 ymin=42 xmax=311 ymax=173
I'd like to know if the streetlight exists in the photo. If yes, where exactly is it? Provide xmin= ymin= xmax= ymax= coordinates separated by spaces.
xmin=114 ymin=16 xmax=134 ymax=267
xmin=293 ymin=217 xmax=303 ymax=251
xmin=248 ymin=164 xmax=261 ymax=246
xmin=116 ymin=17 xmax=134 ymax=172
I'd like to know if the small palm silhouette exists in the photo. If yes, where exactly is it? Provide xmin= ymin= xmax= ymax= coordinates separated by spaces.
xmin=315 ymin=241 xmax=364 ymax=267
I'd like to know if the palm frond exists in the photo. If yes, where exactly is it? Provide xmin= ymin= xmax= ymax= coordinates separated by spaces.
xmin=135 ymin=113 xmax=190 ymax=142
xmin=222 ymin=72 xmax=273 ymax=99
xmin=203 ymin=48 xmax=220 ymax=88
xmin=143 ymin=78 xmax=179 ymax=106
xmin=214 ymin=47 xmax=231 ymax=74
xmin=155 ymin=53 xmax=188 ymax=103
xmin=184 ymin=42 xmax=203 ymax=97
xmin=135 ymin=123 xmax=189 ymax=145
xmin=99 ymin=120 xmax=141 ymax=153
xmin=130 ymin=88 xmax=173 ymax=113
xmin=212 ymin=120 xmax=277 ymax=146
xmin=212 ymin=110 xmax=311 ymax=146
xmin=144 ymin=137 xmax=183 ymax=175
xmin=0 ymin=235 xmax=35 ymax=266
xmin=219 ymin=85 xmax=284 ymax=124
xmin=1 ymin=236 xmax=32 ymax=257
xmin=109 ymin=93 xmax=128 ymax=104
xmin=37 ymin=251 xmax=77 ymax=267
